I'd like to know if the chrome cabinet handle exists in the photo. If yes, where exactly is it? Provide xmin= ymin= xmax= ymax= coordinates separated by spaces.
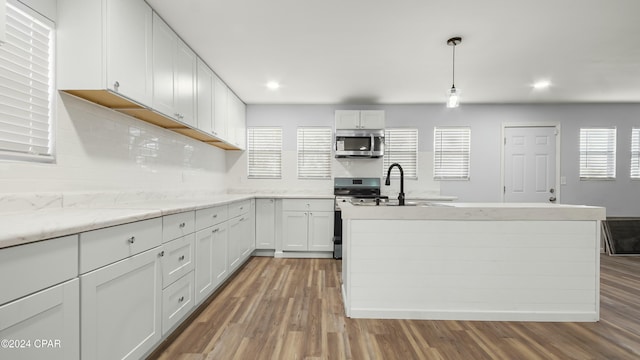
xmin=114 ymin=81 xmax=120 ymax=91
xmin=178 ymin=255 xmax=185 ymax=261
xmin=159 ymin=250 xmax=165 ymax=257
xmin=178 ymin=296 xmax=184 ymax=303
xmin=179 ymin=222 xmax=186 ymax=228
xmin=128 ymin=236 xmax=136 ymax=244
xmin=549 ymin=196 xmax=557 ymax=203
xmin=212 ymin=214 xmax=217 ymax=218
xmin=212 ymin=228 xmax=219 ymax=233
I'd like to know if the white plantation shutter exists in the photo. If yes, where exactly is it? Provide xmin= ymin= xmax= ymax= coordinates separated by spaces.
xmin=383 ymin=128 xmax=418 ymax=179
xmin=247 ymin=127 xmax=282 ymax=179
xmin=580 ymin=128 xmax=616 ymax=179
xmin=0 ymin=1 xmax=54 ymax=162
xmin=630 ymin=128 xmax=639 ymax=179
xmin=297 ymin=127 xmax=331 ymax=179
xmin=433 ymin=127 xmax=470 ymax=180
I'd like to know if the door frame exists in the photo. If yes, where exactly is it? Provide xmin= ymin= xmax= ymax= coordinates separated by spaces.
xmin=500 ymin=122 xmax=562 ymax=203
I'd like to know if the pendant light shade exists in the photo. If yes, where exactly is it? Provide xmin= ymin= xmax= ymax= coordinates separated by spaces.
xmin=446 ymin=37 xmax=462 ymax=108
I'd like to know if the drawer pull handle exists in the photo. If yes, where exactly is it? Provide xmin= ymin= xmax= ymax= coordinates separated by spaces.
xmin=159 ymin=251 xmax=165 ymax=257
xmin=179 ymin=222 xmax=186 ymax=228
xmin=239 ymin=207 xmax=244 ymax=210
xmin=239 ymin=217 xmax=245 ymax=222
xmin=178 ymin=255 xmax=185 ymax=261
xmin=212 ymin=228 xmax=219 ymax=233
xmin=128 ymin=236 xmax=136 ymax=244
xmin=213 ymin=214 xmax=217 ymax=218
xmin=178 ymin=296 xmax=184 ymax=303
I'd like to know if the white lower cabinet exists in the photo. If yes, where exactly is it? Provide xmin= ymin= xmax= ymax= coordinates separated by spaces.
xmin=282 ymin=199 xmax=334 ymax=252
xmin=161 ymin=234 xmax=195 ymax=288
xmin=0 ymin=278 xmax=80 ymax=360
xmin=80 ymin=247 xmax=162 ymax=360
xmin=162 ymin=271 xmax=195 ymax=335
xmin=195 ymin=222 xmax=228 ymax=304
xmin=255 ymin=198 xmax=275 ymax=249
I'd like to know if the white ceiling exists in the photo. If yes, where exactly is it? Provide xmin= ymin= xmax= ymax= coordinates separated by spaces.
xmin=147 ymin=0 xmax=640 ymax=105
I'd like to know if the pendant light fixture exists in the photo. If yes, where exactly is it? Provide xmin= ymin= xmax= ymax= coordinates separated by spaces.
xmin=446 ymin=36 xmax=462 ymax=108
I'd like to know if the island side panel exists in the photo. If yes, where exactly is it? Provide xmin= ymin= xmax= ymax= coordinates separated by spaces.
xmin=346 ymin=219 xmax=599 ymax=322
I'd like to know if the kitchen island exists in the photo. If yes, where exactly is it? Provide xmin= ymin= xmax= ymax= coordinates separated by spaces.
xmin=339 ymin=202 xmax=605 ymax=322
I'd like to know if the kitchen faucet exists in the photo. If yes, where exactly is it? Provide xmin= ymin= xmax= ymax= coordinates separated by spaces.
xmin=385 ymin=163 xmax=405 ymax=206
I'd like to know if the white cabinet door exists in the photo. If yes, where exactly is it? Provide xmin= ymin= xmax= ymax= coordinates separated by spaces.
xmin=0 ymin=279 xmax=79 ymax=360
xmin=282 ymin=211 xmax=309 ymax=251
xmin=195 ymin=227 xmax=214 ymax=304
xmin=213 ymin=75 xmax=228 ymax=139
xmin=81 ymin=248 xmax=162 ymax=360
xmin=255 ymin=199 xmax=275 ymax=249
xmin=152 ymin=13 xmax=176 ymax=118
xmin=175 ymin=39 xmax=196 ymax=127
xmin=308 ymin=211 xmax=334 ymax=251
xmin=105 ymin=0 xmax=152 ymax=105
xmin=359 ymin=110 xmax=385 ymax=129
xmin=196 ymin=58 xmax=214 ymax=134
xmin=239 ymin=215 xmax=252 ymax=258
xmin=227 ymin=91 xmax=245 ymax=148
xmin=227 ymin=216 xmax=243 ymax=272
xmin=212 ymin=222 xmax=229 ymax=286
xmin=335 ymin=110 xmax=360 ymax=129
xmin=195 ymin=223 xmax=227 ymax=304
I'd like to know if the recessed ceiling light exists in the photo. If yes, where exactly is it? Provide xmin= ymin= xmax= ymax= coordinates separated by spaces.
xmin=266 ymin=81 xmax=280 ymax=90
xmin=532 ymin=80 xmax=551 ymax=89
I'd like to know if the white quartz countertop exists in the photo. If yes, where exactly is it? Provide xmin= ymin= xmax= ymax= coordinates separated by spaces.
xmin=0 ymin=192 xmax=335 ymax=249
xmin=339 ymin=202 xmax=606 ymax=221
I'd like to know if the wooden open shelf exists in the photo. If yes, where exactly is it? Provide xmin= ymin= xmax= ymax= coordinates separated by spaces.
xmin=63 ymin=89 xmax=241 ymax=151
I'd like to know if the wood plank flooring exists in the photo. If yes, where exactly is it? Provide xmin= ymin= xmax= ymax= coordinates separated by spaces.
xmin=149 ymin=255 xmax=640 ymax=360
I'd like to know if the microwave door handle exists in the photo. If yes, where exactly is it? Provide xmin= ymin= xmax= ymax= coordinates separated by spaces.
xmin=370 ymin=134 xmax=375 ymax=156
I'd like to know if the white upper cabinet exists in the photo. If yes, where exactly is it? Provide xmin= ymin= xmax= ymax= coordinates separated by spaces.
xmin=213 ymin=75 xmax=229 ymax=139
xmin=227 ymin=91 xmax=247 ymax=149
xmin=196 ymin=58 xmax=214 ymax=135
xmin=152 ymin=13 xmax=196 ymax=127
xmin=335 ymin=110 xmax=385 ymax=129
xmin=58 ymin=0 xmax=153 ymax=106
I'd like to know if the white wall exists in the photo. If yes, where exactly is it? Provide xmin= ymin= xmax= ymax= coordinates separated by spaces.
xmin=0 ymin=93 xmax=227 ymax=194
xmin=226 ymin=105 xmax=441 ymax=198
xmin=239 ymin=103 xmax=640 ymax=217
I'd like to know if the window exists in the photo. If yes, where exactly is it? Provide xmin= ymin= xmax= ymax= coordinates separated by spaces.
xmin=433 ymin=127 xmax=470 ymax=180
xmin=0 ymin=1 xmax=55 ymax=162
xmin=631 ymin=128 xmax=639 ymax=179
xmin=383 ymin=128 xmax=418 ymax=179
xmin=579 ymin=128 xmax=616 ymax=179
xmin=297 ymin=127 xmax=332 ymax=179
xmin=247 ymin=127 xmax=282 ymax=179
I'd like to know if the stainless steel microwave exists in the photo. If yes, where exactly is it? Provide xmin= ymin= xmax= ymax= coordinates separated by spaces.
xmin=335 ymin=129 xmax=385 ymax=158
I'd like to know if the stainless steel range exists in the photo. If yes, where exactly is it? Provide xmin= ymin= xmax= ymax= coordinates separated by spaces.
xmin=333 ymin=177 xmax=385 ymax=259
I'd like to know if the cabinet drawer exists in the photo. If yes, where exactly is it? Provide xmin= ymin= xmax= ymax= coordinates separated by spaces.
xmin=163 ymin=211 xmax=195 ymax=243
xmin=195 ymin=205 xmax=228 ymax=230
xmin=162 ymin=271 xmax=195 ymax=335
xmin=0 ymin=235 xmax=78 ymax=306
xmin=228 ymin=199 xmax=251 ymax=218
xmin=80 ymin=218 xmax=162 ymax=274
xmin=161 ymin=234 xmax=195 ymax=288
xmin=0 ymin=278 xmax=80 ymax=360
xmin=282 ymin=199 xmax=334 ymax=212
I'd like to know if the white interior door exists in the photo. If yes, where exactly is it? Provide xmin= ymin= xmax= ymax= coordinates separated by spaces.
xmin=504 ymin=126 xmax=557 ymax=203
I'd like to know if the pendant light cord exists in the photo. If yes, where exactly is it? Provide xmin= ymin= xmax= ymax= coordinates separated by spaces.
xmin=451 ymin=44 xmax=456 ymax=88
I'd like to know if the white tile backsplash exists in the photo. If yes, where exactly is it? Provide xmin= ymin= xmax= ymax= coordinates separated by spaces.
xmin=0 ymin=93 xmax=227 ymax=203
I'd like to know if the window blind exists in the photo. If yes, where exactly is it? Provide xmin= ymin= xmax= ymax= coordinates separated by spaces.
xmin=579 ymin=128 xmax=616 ymax=179
xmin=433 ymin=127 xmax=470 ymax=180
xmin=247 ymin=127 xmax=282 ymax=179
xmin=297 ymin=127 xmax=332 ymax=179
xmin=631 ymin=128 xmax=639 ymax=179
xmin=0 ymin=1 xmax=54 ymax=162
xmin=383 ymin=128 xmax=418 ymax=179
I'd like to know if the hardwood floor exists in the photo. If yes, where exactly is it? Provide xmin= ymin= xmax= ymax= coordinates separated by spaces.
xmin=150 ymin=255 xmax=640 ymax=360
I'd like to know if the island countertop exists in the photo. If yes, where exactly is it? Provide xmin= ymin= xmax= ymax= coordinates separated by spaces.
xmin=339 ymin=201 xmax=606 ymax=221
